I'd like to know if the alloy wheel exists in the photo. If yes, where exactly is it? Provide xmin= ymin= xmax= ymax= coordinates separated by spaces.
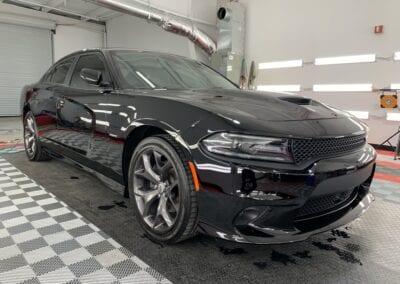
xmin=24 ymin=115 xmax=37 ymax=157
xmin=133 ymin=148 xmax=180 ymax=232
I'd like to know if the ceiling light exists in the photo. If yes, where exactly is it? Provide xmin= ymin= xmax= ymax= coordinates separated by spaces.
xmin=315 ymin=54 xmax=376 ymax=65
xmin=313 ymin=84 xmax=372 ymax=92
xmin=258 ymin=60 xmax=303 ymax=70
xmin=394 ymin=52 xmax=400 ymax=61
xmin=345 ymin=110 xmax=369 ymax=119
xmin=387 ymin=112 xmax=400 ymax=121
xmin=257 ymin=85 xmax=301 ymax=92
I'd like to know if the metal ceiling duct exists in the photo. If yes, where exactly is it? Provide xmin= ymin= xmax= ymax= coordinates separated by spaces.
xmin=87 ymin=0 xmax=217 ymax=55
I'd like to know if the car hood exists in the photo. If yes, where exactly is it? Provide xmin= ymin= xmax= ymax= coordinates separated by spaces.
xmin=120 ymin=88 xmax=366 ymax=138
xmin=132 ymin=88 xmax=345 ymax=122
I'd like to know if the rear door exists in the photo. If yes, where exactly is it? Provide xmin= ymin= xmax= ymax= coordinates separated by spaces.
xmin=30 ymin=57 xmax=75 ymax=151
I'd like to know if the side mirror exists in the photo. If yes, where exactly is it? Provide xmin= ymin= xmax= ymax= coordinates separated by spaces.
xmin=80 ymin=68 xmax=102 ymax=85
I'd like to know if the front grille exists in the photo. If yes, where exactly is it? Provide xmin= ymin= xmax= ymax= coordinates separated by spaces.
xmin=296 ymin=189 xmax=355 ymax=219
xmin=291 ymin=134 xmax=366 ymax=164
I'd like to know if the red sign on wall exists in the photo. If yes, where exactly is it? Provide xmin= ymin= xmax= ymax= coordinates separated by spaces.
xmin=374 ymin=25 xmax=384 ymax=34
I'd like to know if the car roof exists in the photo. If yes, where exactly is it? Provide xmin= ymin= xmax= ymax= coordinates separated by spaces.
xmin=56 ymin=48 xmax=191 ymax=65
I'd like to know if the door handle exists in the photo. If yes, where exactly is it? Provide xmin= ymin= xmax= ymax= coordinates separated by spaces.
xmin=56 ymin=99 xmax=65 ymax=109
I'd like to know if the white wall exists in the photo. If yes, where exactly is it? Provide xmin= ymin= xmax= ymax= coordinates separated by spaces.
xmin=106 ymin=0 xmax=217 ymax=63
xmin=241 ymin=0 xmax=400 ymax=144
xmin=106 ymin=15 xmax=193 ymax=57
xmin=53 ymin=26 xmax=105 ymax=62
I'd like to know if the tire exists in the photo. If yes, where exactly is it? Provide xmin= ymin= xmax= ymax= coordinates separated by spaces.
xmin=128 ymin=134 xmax=198 ymax=244
xmin=23 ymin=112 xmax=51 ymax=161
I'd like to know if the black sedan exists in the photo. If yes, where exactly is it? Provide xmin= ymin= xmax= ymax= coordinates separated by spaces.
xmin=21 ymin=49 xmax=376 ymax=244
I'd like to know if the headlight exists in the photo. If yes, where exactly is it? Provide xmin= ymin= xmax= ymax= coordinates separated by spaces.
xmin=201 ymin=133 xmax=293 ymax=163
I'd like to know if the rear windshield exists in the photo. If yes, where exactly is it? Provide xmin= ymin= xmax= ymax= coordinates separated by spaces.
xmin=111 ymin=51 xmax=237 ymax=90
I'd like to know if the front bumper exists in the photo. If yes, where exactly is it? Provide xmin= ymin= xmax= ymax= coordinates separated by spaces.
xmin=194 ymin=144 xmax=376 ymax=244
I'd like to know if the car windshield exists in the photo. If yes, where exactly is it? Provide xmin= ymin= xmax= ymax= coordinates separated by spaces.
xmin=110 ymin=51 xmax=238 ymax=90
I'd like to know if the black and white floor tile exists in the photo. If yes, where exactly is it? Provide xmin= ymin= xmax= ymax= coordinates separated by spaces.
xmin=0 ymin=145 xmax=24 ymax=155
xmin=0 ymin=157 xmax=170 ymax=284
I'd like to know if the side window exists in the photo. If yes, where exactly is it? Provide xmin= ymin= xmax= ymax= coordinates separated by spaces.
xmin=42 ymin=69 xmax=54 ymax=83
xmin=51 ymin=58 xmax=74 ymax=84
xmin=70 ymin=54 xmax=109 ymax=89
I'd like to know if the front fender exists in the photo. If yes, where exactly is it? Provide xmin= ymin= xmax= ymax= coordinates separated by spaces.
xmin=123 ymin=118 xmax=193 ymax=153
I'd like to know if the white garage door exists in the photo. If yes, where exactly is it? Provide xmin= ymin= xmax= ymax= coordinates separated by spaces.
xmin=0 ymin=23 xmax=52 ymax=116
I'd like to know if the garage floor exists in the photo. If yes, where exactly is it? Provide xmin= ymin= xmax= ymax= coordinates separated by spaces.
xmin=1 ymin=118 xmax=400 ymax=283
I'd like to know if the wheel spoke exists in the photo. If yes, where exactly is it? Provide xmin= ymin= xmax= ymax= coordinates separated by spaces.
xmin=153 ymin=221 xmax=164 ymax=230
xmin=24 ymin=134 xmax=31 ymax=144
xmin=144 ymin=216 xmax=156 ymax=228
xmin=27 ymin=118 xmax=35 ymax=133
xmin=157 ymin=196 xmax=173 ymax=227
xmin=168 ymin=196 xmax=179 ymax=212
xmin=153 ymin=150 xmax=163 ymax=171
xmin=142 ymin=153 xmax=161 ymax=183
xmin=135 ymin=165 xmax=160 ymax=184
xmin=135 ymin=188 xmax=159 ymax=216
xmin=134 ymin=169 xmax=154 ymax=183
xmin=154 ymin=197 xmax=164 ymax=227
xmin=28 ymin=136 xmax=34 ymax=146
xmin=168 ymin=179 xmax=178 ymax=190
xmin=160 ymin=161 xmax=172 ymax=175
xmin=25 ymin=126 xmax=32 ymax=135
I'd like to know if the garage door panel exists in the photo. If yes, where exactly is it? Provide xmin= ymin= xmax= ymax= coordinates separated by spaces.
xmin=0 ymin=23 xmax=52 ymax=116
xmin=0 ymin=72 xmax=37 ymax=84
xmin=0 ymin=96 xmax=20 ymax=116
xmin=0 ymin=59 xmax=48 ymax=74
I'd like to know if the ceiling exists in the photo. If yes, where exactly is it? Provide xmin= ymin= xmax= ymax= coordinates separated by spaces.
xmin=2 ymin=0 xmax=123 ymax=24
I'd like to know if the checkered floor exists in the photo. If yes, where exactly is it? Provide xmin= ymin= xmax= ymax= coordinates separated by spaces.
xmin=370 ymin=178 xmax=400 ymax=203
xmin=0 ymin=157 xmax=170 ymax=284
xmin=0 ymin=145 xmax=24 ymax=155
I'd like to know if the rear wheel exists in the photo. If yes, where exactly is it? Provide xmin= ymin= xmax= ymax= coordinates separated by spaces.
xmin=23 ymin=112 xmax=50 ymax=161
xmin=128 ymin=135 xmax=198 ymax=244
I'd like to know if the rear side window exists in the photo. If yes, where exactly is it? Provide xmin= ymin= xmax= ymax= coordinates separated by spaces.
xmin=70 ymin=54 xmax=110 ymax=89
xmin=51 ymin=58 xmax=74 ymax=84
xmin=42 ymin=70 xmax=54 ymax=83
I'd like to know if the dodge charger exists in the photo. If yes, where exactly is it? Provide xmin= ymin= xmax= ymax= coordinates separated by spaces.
xmin=21 ymin=49 xmax=376 ymax=244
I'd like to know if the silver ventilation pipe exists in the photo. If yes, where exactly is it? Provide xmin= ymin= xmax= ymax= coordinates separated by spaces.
xmin=87 ymin=0 xmax=217 ymax=55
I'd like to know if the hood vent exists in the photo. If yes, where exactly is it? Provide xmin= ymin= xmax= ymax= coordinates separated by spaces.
xmin=279 ymin=96 xmax=313 ymax=105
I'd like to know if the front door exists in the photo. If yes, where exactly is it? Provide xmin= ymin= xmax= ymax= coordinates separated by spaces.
xmin=54 ymin=53 xmax=112 ymax=166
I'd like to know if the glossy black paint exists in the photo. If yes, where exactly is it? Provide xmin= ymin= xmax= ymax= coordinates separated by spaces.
xmin=21 ymin=49 xmax=376 ymax=244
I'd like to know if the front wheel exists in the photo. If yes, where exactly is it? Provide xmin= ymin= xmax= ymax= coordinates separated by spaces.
xmin=128 ymin=135 xmax=198 ymax=244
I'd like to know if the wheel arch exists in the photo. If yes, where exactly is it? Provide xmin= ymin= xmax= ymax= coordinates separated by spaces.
xmin=121 ymin=124 xmax=192 ymax=187
xmin=22 ymin=104 xmax=31 ymax=119
xmin=20 ymin=84 xmax=36 ymax=119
